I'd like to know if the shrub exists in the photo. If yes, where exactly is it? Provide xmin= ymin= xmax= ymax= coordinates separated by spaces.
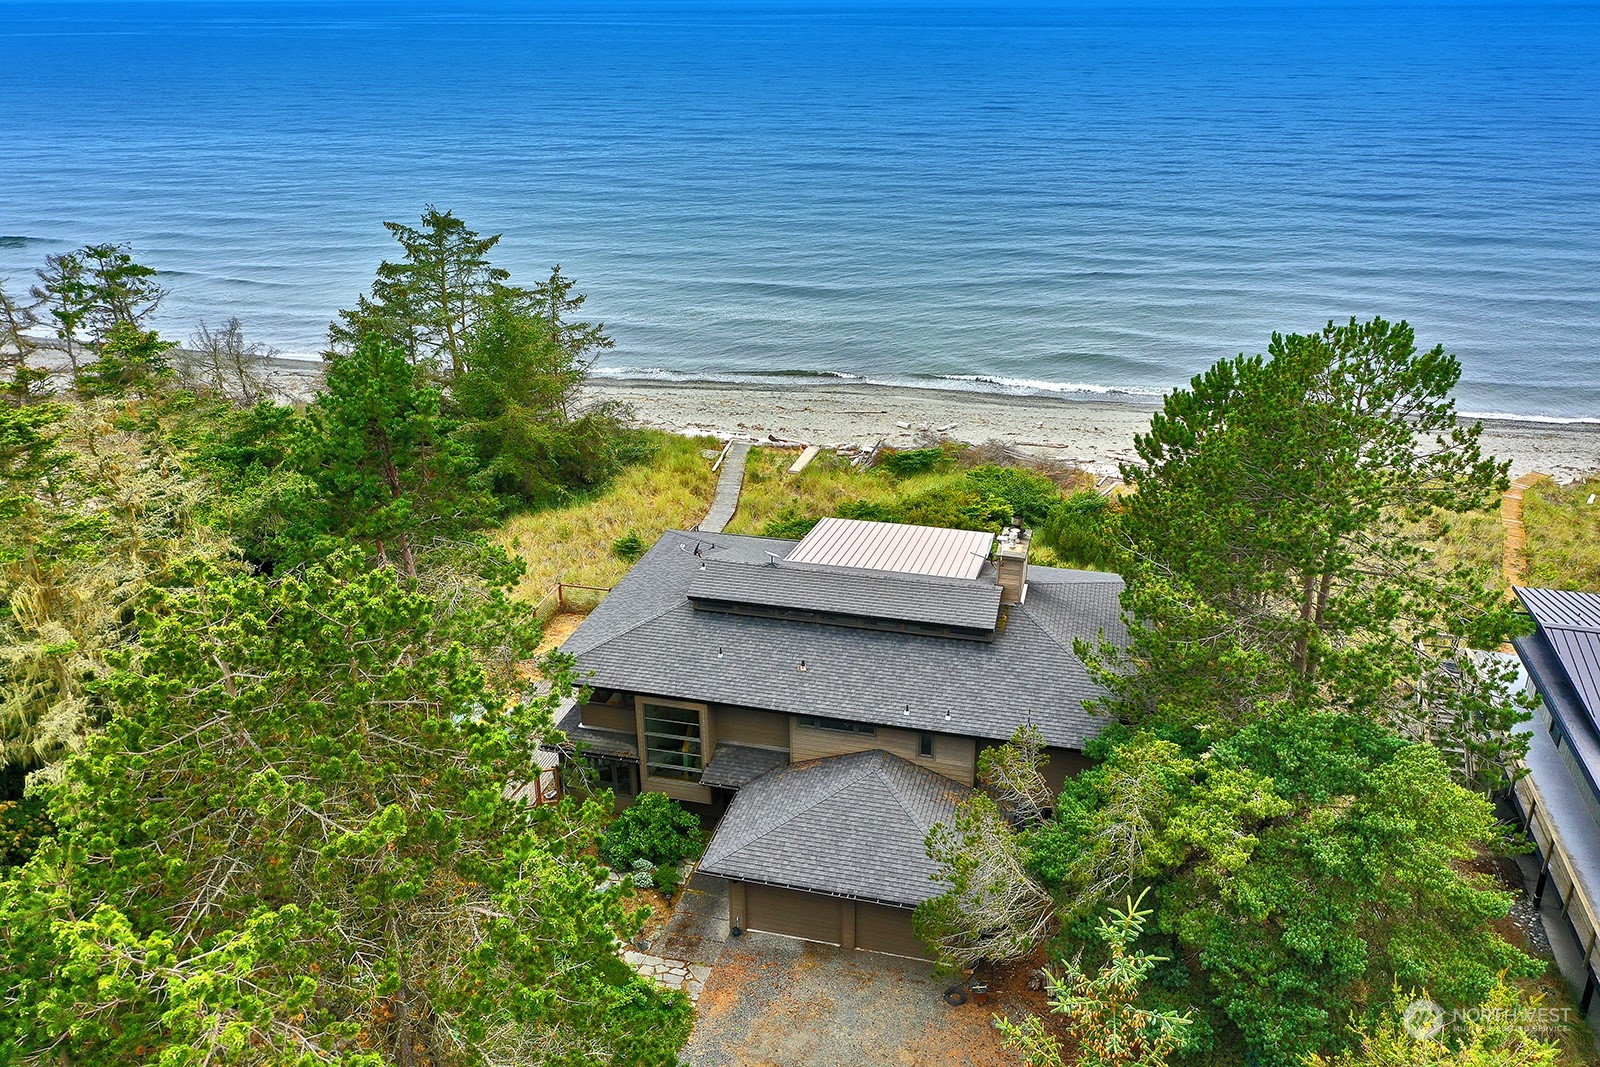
xmin=879 ymin=446 xmax=953 ymax=478
xmin=963 ymin=466 xmax=1063 ymax=528
xmin=760 ymin=508 xmax=823 ymax=540
xmin=601 ymin=793 xmax=703 ymax=874
xmin=1038 ymin=491 xmax=1122 ymax=570
xmin=611 ymin=530 xmax=646 ymax=562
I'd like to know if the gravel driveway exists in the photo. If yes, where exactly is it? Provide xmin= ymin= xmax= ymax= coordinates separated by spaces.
xmin=682 ymin=931 xmax=1018 ymax=1067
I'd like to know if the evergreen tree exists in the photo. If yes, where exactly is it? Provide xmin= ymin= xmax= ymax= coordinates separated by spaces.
xmin=297 ymin=334 xmax=493 ymax=578
xmin=0 ymin=278 xmax=51 ymax=405
xmin=1031 ymin=711 xmax=1539 ymax=1064
xmin=1090 ymin=317 xmax=1529 ymax=791
xmin=330 ymin=207 xmax=510 ymax=378
xmin=31 ymin=251 xmax=93 ymax=381
xmin=0 ymin=556 xmax=693 ymax=1065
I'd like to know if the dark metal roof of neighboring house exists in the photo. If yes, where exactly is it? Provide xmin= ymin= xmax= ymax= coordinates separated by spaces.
xmin=687 ymin=556 xmax=1003 ymax=631
xmin=1515 ymin=587 xmax=1600 ymax=739
xmin=563 ymin=530 xmax=1126 ymax=750
xmin=699 ymin=743 xmax=791 ymax=790
xmin=698 ymin=750 xmax=970 ymax=907
xmin=551 ymin=700 xmax=638 ymax=760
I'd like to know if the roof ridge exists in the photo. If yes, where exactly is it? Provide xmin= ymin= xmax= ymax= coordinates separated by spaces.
xmin=873 ymin=753 xmax=944 ymax=831
xmin=708 ymin=756 xmax=878 ymax=861
xmin=1013 ymin=601 xmax=1079 ymax=659
xmin=565 ymin=598 xmax=685 ymax=656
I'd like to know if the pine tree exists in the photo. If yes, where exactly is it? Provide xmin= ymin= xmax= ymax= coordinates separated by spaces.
xmin=331 ymin=207 xmax=510 ymax=379
xmin=0 ymin=556 xmax=693 ymax=1064
xmin=297 ymin=334 xmax=493 ymax=578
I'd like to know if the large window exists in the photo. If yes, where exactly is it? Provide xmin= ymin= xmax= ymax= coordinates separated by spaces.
xmin=643 ymin=703 xmax=704 ymax=781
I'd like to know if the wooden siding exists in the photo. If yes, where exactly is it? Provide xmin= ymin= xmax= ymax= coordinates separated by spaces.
xmin=713 ymin=705 xmax=789 ymax=749
xmin=790 ymin=718 xmax=975 ymax=787
xmin=580 ymin=701 xmax=634 ymax=734
xmin=1042 ymin=746 xmax=1091 ymax=795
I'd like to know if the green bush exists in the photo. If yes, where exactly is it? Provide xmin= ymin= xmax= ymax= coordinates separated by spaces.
xmin=759 ymin=508 xmax=823 ymax=540
xmin=611 ymin=530 xmax=646 ymax=562
xmin=601 ymin=793 xmax=703 ymax=875
xmin=1038 ymin=491 xmax=1122 ymax=570
xmin=963 ymin=466 xmax=1063 ymax=528
xmin=878 ymin=446 xmax=953 ymax=478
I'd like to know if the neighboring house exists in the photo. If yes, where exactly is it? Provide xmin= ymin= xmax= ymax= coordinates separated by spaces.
xmin=553 ymin=517 xmax=1124 ymax=958
xmin=1510 ymin=586 xmax=1600 ymax=1017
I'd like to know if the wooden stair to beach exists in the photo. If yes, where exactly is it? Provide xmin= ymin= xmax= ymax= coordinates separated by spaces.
xmin=1501 ymin=471 xmax=1553 ymax=596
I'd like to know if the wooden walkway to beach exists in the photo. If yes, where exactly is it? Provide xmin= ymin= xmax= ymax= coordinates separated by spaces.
xmin=700 ymin=441 xmax=752 ymax=533
xmin=1501 ymin=471 xmax=1553 ymax=594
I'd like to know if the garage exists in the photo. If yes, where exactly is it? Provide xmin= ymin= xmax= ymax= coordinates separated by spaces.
xmin=700 ymin=750 xmax=968 ymax=960
xmin=732 ymin=883 xmax=932 ymax=960
xmin=744 ymin=883 xmax=842 ymax=946
xmin=855 ymin=901 xmax=928 ymax=960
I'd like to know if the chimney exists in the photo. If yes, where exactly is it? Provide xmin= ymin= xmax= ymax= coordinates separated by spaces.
xmin=996 ymin=527 xmax=1030 ymax=606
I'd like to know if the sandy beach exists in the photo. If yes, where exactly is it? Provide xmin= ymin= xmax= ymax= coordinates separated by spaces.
xmin=586 ymin=378 xmax=1600 ymax=481
xmin=15 ymin=341 xmax=1599 ymax=480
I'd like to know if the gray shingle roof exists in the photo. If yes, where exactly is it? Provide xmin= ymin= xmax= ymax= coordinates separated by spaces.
xmin=552 ymin=699 xmax=637 ymax=760
xmin=700 ymin=743 xmax=791 ymax=789
xmin=687 ymin=556 xmax=1003 ymax=631
xmin=564 ymin=530 xmax=1125 ymax=750
xmin=698 ymin=750 xmax=970 ymax=906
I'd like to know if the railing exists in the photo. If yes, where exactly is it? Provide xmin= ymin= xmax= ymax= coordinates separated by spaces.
xmin=532 ymin=581 xmax=613 ymax=621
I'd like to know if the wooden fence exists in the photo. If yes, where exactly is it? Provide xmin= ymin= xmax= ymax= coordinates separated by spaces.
xmin=532 ymin=582 xmax=613 ymax=621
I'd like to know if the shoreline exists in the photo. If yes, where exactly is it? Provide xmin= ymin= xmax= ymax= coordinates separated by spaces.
xmin=13 ymin=340 xmax=1599 ymax=478
xmin=583 ymin=377 xmax=1600 ymax=480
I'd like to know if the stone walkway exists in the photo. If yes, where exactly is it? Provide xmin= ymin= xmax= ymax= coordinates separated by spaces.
xmin=624 ymin=872 xmax=731 ymax=1004
xmin=699 ymin=441 xmax=752 ymax=533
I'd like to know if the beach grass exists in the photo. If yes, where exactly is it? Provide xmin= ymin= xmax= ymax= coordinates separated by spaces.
xmin=721 ymin=447 xmax=968 ymax=536
xmin=495 ymin=430 xmax=720 ymax=612
xmin=1525 ymin=473 xmax=1600 ymax=593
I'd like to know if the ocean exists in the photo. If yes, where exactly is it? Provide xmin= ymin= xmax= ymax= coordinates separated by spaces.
xmin=2 ymin=0 xmax=1598 ymax=419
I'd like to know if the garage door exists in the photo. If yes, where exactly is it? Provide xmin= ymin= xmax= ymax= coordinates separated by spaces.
xmin=855 ymin=902 xmax=930 ymax=960
xmin=744 ymin=883 xmax=842 ymax=946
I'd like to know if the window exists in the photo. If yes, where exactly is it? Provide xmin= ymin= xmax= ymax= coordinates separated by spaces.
xmin=582 ymin=757 xmax=637 ymax=797
xmin=919 ymin=733 xmax=935 ymax=758
xmin=796 ymin=715 xmax=876 ymax=736
xmin=643 ymin=703 xmax=704 ymax=781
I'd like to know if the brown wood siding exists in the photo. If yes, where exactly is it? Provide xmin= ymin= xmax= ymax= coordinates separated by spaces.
xmin=580 ymin=701 xmax=634 ymax=733
xmin=1042 ymin=746 xmax=1090 ymax=796
xmin=713 ymin=705 xmax=789 ymax=749
xmin=744 ymin=883 xmax=842 ymax=945
xmin=789 ymin=718 xmax=975 ymax=786
xmin=855 ymin=902 xmax=930 ymax=960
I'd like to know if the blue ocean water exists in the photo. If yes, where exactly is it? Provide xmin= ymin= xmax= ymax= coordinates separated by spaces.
xmin=2 ymin=1 xmax=1598 ymax=418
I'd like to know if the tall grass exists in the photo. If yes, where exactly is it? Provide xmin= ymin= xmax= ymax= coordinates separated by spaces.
xmin=1525 ymin=473 xmax=1600 ymax=593
xmin=495 ymin=431 xmax=720 ymax=609
xmin=722 ymin=447 xmax=965 ymax=536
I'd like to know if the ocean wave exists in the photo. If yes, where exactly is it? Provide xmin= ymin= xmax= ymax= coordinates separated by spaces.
xmin=1457 ymin=410 xmax=1600 ymax=427
xmin=933 ymin=374 xmax=1167 ymax=399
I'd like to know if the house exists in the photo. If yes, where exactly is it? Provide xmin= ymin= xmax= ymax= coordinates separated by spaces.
xmin=554 ymin=517 xmax=1125 ymax=958
xmin=1509 ymin=586 xmax=1600 ymax=1017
